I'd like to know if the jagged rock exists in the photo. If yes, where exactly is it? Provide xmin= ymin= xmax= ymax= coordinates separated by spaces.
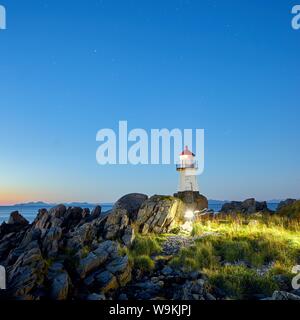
xmin=135 ymin=195 xmax=185 ymax=234
xmin=0 ymin=231 xmax=27 ymax=264
xmin=8 ymin=211 xmax=29 ymax=226
xmin=33 ymin=204 xmax=83 ymax=234
xmin=0 ymin=221 xmax=29 ymax=241
xmin=3 ymin=228 xmax=42 ymax=266
xmin=106 ymin=255 xmax=131 ymax=286
xmin=66 ymin=222 xmax=97 ymax=251
xmin=33 ymin=207 xmax=63 ymax=235
xmin=113 ymin=193 xmax=148 ymax=221
xmin=42 ymin=227 xmax=62 ymax=258
xmin=7 ymin=246 xmax=46 ymax=298
xmin=77 ymin=241 xmax=118 ymax=279
xmin=221 ymin=198 xmax=270 ymax=214
xmin=49 ymin=204 xmax=67 ymax=218
xmin=77 ymin=251 xmax=108 ymax=279
xmin=50 ymin=271 xmax=70 ymax=300
xmin=90 ymin=206 xmax=102 ymax=219
xmin=81 ymin=208 xmax=90 ymax=219
xmin=173 ymin=279 xmax=208 ymax=300
xmin=122 ymin=226 xmax=135 ymax=247
xmin=62 ymin=207 xmax=84 ymax=230
xmin=20 ymin=228 xmax=42 ymax=249
xmin=174 ymin=191 xmax=208 ymax=212
xmin=94 ymin=270 xmax=118 ymax=293
xmin=104 ymin=209 xmax=129 ymax=240
xmin=270 ymin=291 xmax=300 ymax=300
xmin=106 ymin=255 xmax=129 ymax=274
xmin=80 ymin=242 xmax=131 ymax=292
xmin=33 ymin=209 xmax=51 ymax=231
xmin=277 ymin=199 xmax=297 ymax=212
xmin=94 ymin=240 xmax=119 ymax=258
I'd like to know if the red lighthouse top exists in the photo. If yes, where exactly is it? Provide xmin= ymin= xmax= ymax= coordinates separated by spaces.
xmin=180 ymin=146 xmax=195 ymax=156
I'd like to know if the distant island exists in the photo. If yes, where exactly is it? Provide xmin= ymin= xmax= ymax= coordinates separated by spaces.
xmin=12 ymin=199 xmax=281 ymax=208
xmin=13 ymin=201 xmax=104 ymax=207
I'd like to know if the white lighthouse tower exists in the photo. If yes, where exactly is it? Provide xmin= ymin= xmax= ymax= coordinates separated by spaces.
xmin=176 ymin=146 xmax=199 ymax=192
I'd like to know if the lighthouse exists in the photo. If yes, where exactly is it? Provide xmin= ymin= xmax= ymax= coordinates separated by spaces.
xmin=176 ymin=146 xmax=199 ymax=192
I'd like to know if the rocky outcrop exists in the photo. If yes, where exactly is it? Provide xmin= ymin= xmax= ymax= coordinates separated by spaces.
xmin=47 ymin=262 xmax=71 ymax=300
xmin=135 ymin=195 xmax=185 ymax=234
xmin=80 ymin=242 xmax=132 ymax=294
xmin=8 ymin=211 xmax=29 ymax=226
xmin=77 ymin=241 xmax=116 ymax=279
xmin=7 ymin=244 xmax=46 ymax=299
xmin=0 ymin=205 xmax=132 ymax=300
xmin=220 ymin=198 xmax=270 ymax=214
xmin=117 ymin=262 xmax=215 ymax=300
xmin=174 ymin=191 xmax=208 ymax=212
xmin=113 ymin=193 xmax=148 ymax=221
xmin=103 ymin=209 xmax=129 ymax=241
xmin=275 ymin=200 xmax=300 ymax=219
xmin=277 ymin=199 xmax=297 ymax=212
xmin=268 ymin=291 xmax=300 ymax=300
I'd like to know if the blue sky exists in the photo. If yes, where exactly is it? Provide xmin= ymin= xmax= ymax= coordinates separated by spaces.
xmin=0 ymin=0 xmax=299 ymax=204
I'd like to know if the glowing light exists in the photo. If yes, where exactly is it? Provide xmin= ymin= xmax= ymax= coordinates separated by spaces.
xmin=184 ymin=210 xmax=194 ymax=221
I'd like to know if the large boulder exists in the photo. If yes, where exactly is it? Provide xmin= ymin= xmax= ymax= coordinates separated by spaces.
xmin=42 ymin=227 xmax=63 ymax=258
xmin=174 ymin=191 xmax=208 ymax=212
xmin=106 ymin=255 xmax=131 ymax=286
xmin=103 ymin=209 xmax=129 ymax=241
xmin=122 ymin=226 xmax=135 ymax=247
xmin=46 ymin=262 xmax=71 ymax=300
xmin=50 ymin=271 xmax=70 ymax=300
xmin=276 ymin=200 xmax=300 ymax=219
xmin=62 ymin=207 xmax=84 ymax=230
xmin=79 ymin=240 xmax=132 ymax=294
xmin=277 ymin=199 xmax=297 ymax=212
xmin=113 ymin=193 xmax=148 ymax=221
xmin=66 ymin=222 xmax=98 ymax=251
xmin=270 ymin=291 xmax=300 ymax=300
xmin=90 ymin=205 xmax=102 ymax=219
xmin=0 ymin=212 xmax=30 ymax=241
xmin=0 ymin=218 xmax=30 ymax=263
xmin=7 ymin=244 xmax=46 ymax=299
xmin=221 ymin=198 xmax=270 ymax=214
xmin=135 ymin=195 xmax=185 ymax=234
xmin=76 ymin=240 xmax=117 ymax=279
xmin=93 ymin=271 xmax=118 ymax=293
xmin=8 ymin=211 xmax=29 ymax=226
xmin=33 ymin=206 xmax=65 ymax=235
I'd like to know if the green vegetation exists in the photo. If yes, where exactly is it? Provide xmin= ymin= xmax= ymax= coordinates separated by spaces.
xmin=170 ymin=214 xmax=300 ymax=299
xmin=134 ymin=255 xmax=155 ymax=272
xmin=127 ymin=234 xmax=164 ymax=272
xmin=207 ymin=265 xmax=278 ymax=299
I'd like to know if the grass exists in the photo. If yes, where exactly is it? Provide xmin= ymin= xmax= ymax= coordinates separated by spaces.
xmin=127 ymin=234 xmax=164 ymax=272
xmin=170 ymin=214 xmax=300 ymax=299
xmin=207 ymin=265 xmax=278 ymax=299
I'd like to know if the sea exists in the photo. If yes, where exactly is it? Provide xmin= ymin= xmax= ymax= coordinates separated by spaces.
xmin=0 ymin=202 xmax=280 ymax=225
